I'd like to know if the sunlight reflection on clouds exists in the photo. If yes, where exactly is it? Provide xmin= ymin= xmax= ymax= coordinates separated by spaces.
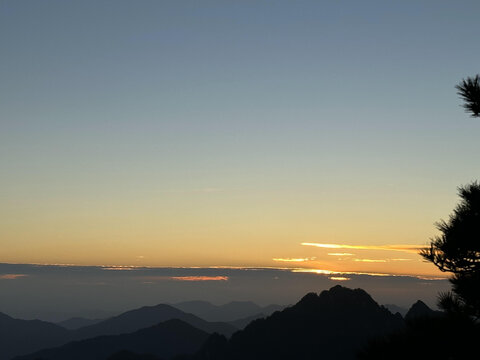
xmin=302 ymin=243 xmax=422 ymax=253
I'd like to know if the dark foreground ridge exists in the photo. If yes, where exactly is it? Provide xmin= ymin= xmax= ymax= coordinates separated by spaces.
xmin=15 ymin=319 xmax=208 ymax=360
xmin=181 ymin=285 xmax=405 ymax=360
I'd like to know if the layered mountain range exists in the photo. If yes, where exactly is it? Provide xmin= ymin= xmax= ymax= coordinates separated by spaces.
xmin=2 ymin=286 xmax=442 ymax=360
xmin=2 ymin=304 xmax=236 ymax=360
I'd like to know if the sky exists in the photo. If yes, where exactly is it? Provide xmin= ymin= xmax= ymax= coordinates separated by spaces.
xmin=1 ymin=0 xmax=480 ymax=298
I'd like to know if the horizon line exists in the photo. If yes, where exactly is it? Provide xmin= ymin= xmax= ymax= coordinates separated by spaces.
xmin=0 ymin=262 xmax=448 ymax=280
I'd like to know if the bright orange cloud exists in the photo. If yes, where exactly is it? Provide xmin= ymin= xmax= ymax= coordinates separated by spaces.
xmin=301 ymin=243 xmax=422 ymax=253
xmin=293 ymin=268 xmax=394 ymax=277
xmin=292 ymin=268 xmax=337 ymax=275
xmin=329 ymin=276 xmax=351 ymax=281
xmin=0 ymin=274 xmax=27 ymax=280
xmin=291 ymin=267 xmax=448 ymax=279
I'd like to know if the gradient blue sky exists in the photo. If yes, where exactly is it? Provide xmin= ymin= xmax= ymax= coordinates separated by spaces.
xmin=1 ymin=1 xmax=480 ymax=277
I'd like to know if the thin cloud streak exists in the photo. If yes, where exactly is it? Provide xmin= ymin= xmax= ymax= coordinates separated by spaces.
xmin=290 ymin=268 xmax=446 ymax=279
xmin=292 ymin=268 xmax=390 ymax=277
xmin=302 ymin=243 xmax=422 ymax=254
xmin=390 ymin=258 xmax=413 ymax=261
xmin=141 ymin=276 xmax=229 ymax=282
xmin=0 ymin=274 xmax=28 ymax=279
xmin=102 ymin=266 xmax=139 ymax=271
xmin=329 ymin=276 xmax=351 ymax=281
xmin=272 ymin=257 xmax=316 ymax=262
xmin=328 ymin=253 xmax=355 ymax=256
xmin=169 ymin=276 xmax=229 ymax=281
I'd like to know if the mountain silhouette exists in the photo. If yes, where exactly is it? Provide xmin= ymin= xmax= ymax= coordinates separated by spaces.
xmin=184 ymin=285 xmax=405 ymax=360
xmin=7 ymin=288 xmax=443 ymax=360
xmin=0 ymin=312 xmax=71 ymax=360
xmin=15 ymin=319 xmax=209 ymax=360
xmin=72 ymin=304 xmax=237 ymax=339
xmin=1 ymin=304 xmax=236 ymax=360
xmin=383 ymin=304 xmax=408 ymax=317
xmin=404 ymin=300 xmax=443 ymax=321
xmin=172 ymin=301 xmax=283 ymax=322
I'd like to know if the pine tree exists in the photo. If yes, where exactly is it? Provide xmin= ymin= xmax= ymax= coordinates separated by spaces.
xmin=455 ymin=75 xmax=480 ymax=117
xmin=421 ymin=182 xmax=480 ymax=319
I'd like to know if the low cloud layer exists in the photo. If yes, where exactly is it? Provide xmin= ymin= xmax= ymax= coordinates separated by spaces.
xmin=0 ymin=263 xmax=449 ymax=322
xmin=141 ymin=276 xmax=229 ymax=282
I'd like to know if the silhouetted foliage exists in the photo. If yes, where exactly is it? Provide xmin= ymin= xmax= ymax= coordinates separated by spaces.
xmin=421 ymin=182 xmax=480 ymax=318
xmin=456 ymin=75 xmax=480 ymax=117
xmin=359 ymin=81 xmax=480 ymax=360
xmin=358 ymin=315 xmax=480 ymax=360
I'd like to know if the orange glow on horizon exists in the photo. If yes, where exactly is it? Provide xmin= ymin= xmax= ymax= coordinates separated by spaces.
xmin=291 ymin=267 xmax=447 ymax=279
xmin=139 ymin=276 xmax=229 ymax=282
xmin=301 ymin=243 xmax=422 ymax=253
xmin=329 ymin=276 xmax=351 ymax=281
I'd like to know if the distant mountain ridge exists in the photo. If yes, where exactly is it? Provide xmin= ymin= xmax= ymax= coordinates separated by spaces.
xmin=72 ymin=304 xmax=237 ymax=339
xmin=57 ymin=317 xmax=103 ymax=330
xmin=15 ymin=319 xmax=209 ymax=360
xmin=0 ymin=312 xmax=70 ymax=360
xmin=227 ymin=313 xmax=266 ymax=329
xmin=404 ymin=300 xmax=443 ymax=321
xmin=2 ymin=304 xmax=236 ymax=360
xmin=383 ymin=304 xmax=408 ymax=317
xmin=172 ymin=300 xmax=284 ymax=322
